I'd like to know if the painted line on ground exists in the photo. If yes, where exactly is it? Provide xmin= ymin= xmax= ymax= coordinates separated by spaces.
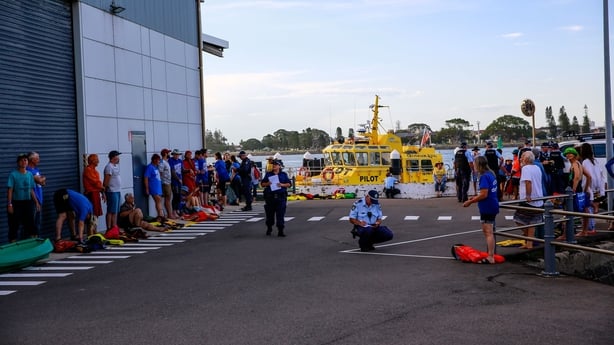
xmin=471 ymin=216 xmax=480 ymax=220
xmin=106 ymin=246 xmax=161 ymax=250
xmin=0 ymin=281 xmax=46 ymax=286
xmin=437 ymin=216 xmax=453 ymax=221
xmin=24 ymin=266 xmax=94 ymax=270
xmin=404 ymin=216 xmax=420 ymax=220
xmin=339 ymin=216 xmax=350 ymax=221
xmin=0 ymin=273 xmax=73 ymax=278
xmin=123 ymin=243 xmax=174 ymax=246
xmin=147 ymin=236 xmax=196 ymax=240
xmin=308 ymin=217 xmax=325 ymax=221
xmin=68 ymin=255 xmax=131 ymax=259
xmin=246 ymin=217 xmax=264 ymax=222
xmin=47 ymin=260 xmax=112 ymax=264
xmin=85 ymin=251 xmax=147 ymax=255
xmin=0 ymin=291 xmax=16 ymax=296
xmin=342 ymin=252 xmax=455 ymax=259
xmin=139 ymin=239 xmax=185 ymax=243
xmin=284 ymin=217 xmax=295 ymax=222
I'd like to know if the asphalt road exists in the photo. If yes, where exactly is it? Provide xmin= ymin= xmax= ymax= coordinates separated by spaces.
xmin=1 ymin=197 xmax=613 ymax=345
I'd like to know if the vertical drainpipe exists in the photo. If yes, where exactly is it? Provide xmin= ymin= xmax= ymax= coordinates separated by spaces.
xmin=196 ymin=0 xmax=206 ymax=148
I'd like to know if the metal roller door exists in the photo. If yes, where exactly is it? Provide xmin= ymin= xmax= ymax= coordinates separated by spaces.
xmin=0 ymin=0 xmax=78 ymax=243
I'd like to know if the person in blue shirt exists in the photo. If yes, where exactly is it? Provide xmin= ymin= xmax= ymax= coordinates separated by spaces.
xmin=383 ymin=172 xmax=399 ymax=198
xmin=144 ymin=153 xmax=164 ymax=220
xmin=463 ymin=156 xmax=499 ymax=264
xmin=349 ymin=190 xmax=394 ymax=252
xmin=260 ymin=160 xmax=292 ymax=237
xmin=214 ymin=152 xmax=230 ymax=209
xmin=53 ymin=189 xmax=94 ymax=244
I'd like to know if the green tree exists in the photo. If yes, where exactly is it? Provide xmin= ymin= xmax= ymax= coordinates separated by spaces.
xmin=558 ymin=106 xmax=571 ymax=134
xmin=436 ymin=118 xmax=473 ymax=144
xmin=571 ymin=116 xmax=580 ymax=134
xmin=482 ymin=115 xmax=531 ymax=142
xmin=545 ymin=106 xmax=557 ymax=138
xmin=240 ymin=138 xmax=263 ymax=150
xmin=205 ymin=129 xmax=231 ymax=152
xmin=582 ymin=113 xmax=591 ymax=133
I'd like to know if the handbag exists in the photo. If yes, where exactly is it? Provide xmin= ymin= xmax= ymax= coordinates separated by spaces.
xmin=573 ymin=192 xmax=586 ymax=212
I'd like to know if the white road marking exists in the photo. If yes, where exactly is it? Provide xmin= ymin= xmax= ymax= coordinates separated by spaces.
xmin=0 ymin=281 xmax=46 ymax=286
xmin=437 ymin=216 xmax=453 ymax=220
xmin=0 ymin=273 xmax=73 ymax=278
xmin=68 ymin=255 xmax=130 ymax=259
xmin=23 ymin=266 xmax=94 ymax=270
xmin=308 ymin=217 xmax=325 ymax=221
xmin=404 ymin=216 xmax=420 ymax=220
xmin=0 ymin=291 xmax=16 ymax=296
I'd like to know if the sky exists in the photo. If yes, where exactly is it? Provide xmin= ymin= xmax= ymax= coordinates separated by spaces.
xmin=201 ymin=0 xmax=608 ymax=145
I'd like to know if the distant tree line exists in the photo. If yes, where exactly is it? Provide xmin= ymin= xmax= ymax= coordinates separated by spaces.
xmin=205 ymin=105 xmax=595 ymax=151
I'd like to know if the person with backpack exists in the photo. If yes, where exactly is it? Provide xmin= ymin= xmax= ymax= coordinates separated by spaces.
xmin=483 ymin=141 xmax=503 ymax=200
xmin=453 ymin=142 xmax=474 ymax=203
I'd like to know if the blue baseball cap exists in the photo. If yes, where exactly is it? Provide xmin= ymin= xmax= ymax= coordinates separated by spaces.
xmin=367 ymin=190 xmax=379 ymax=204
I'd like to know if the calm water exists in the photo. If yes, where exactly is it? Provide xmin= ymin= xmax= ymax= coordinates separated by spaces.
xmin=247 ymin=146 xmax=521 ymax=169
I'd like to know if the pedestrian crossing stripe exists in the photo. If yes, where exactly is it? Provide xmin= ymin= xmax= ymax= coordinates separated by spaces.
xmin=404 ymin=216 xmax=420 ymax=220
xmin=0 ymin=281 xmax=45 ymax=286
xmin=284 ymin=217 xmax=295 ymax=222
xmin=505 ymin=215 xmax=514 ymax=220
xmin=0 ymin=291 xmax=16 ymax=296
xmin=106 ymin=246 xmax=161 ymax=250
xmin=147 ymin=236 xmax=197 ymax=240
xmin=437 ymin=216 xmax=453 ymax=220
xmin=472 ymin=216 xmax=480 ymax=220
xmin=339 ymin=216 xmax=350 ymax=221
xmin=246 ymin=217 xmax=264 ymax=222
xmin=47 ymin=260 xmax=112 ymax=264
xmin=0 ymin=273 xmax=73 ymax=278
xmin=23 ymin=266 xmax=95 ymax=270
xmin=68 ymin=255 xmax=131 ymax=259
xmin=308 ymin=217 xmax=325 ymax=221
xmin=139 ymin=239 xmax=185 ymax=243
xmin=123 ymin=243 xmax=174 ymax=246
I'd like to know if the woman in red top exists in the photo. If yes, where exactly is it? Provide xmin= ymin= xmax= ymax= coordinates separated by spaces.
xmin=83 ymin=154 xmax=106 ymax=223
xmin=182 ymin=150 xmax=197 ymax=192
xmin=510 ymin=149 xmax=521 ymax=200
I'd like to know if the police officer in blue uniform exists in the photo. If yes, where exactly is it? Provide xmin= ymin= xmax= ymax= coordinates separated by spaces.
xmin=349 ymin=190 xmax=393 ymax=252
xmin=261 ymin=160 xmax=291 ymax=237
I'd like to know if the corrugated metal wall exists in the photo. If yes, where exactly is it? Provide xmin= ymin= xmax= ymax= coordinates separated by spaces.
xmin=0 ymin=0 xmax=79 ymax=243
xmin=81 ymin=0 xmax=198 ymax=46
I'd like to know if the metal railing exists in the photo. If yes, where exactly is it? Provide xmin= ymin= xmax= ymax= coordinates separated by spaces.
xmin=498 ymin=187 xmax=614 ymax=276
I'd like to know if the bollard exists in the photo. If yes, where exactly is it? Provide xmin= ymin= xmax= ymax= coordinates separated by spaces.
xmin=542 ymin=201 xmax=559 ymax=276
xmin=564 ymin=187 xmax=577 ymax=244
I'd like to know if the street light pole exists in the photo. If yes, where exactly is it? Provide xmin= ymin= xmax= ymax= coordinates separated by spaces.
xmin=603 ymin=0 xmax=613 ymax=219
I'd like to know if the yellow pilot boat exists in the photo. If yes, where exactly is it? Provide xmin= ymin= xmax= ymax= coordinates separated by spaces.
xmin=294 ymin=95 xmax=453 ymax=199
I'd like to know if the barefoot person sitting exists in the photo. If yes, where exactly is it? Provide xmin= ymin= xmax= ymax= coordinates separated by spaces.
xmin=118 ymin=193 xmax=167 ymax=232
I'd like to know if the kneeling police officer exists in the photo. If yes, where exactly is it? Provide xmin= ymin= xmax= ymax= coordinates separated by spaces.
xmin=349 ymin=190 xmax=393 ymax=252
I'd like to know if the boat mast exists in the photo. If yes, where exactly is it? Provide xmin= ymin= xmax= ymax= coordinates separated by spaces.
xmin=369 ymin=95 xmax=382 ymax=144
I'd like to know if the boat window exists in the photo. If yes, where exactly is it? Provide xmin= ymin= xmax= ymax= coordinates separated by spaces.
xmin=331 ymin=152 xmax=343 ymax=165
xmin=407 ymin=159 xmax=419 ymax=172
xmin=342 ymin=152 xmax=356 ymax=166
xmin=324 ymin=152 xmax=333 ymax=166
xmin=370 ymin=151 xmax=381 ymax=165
xmin=355 ymin=152 xmax=368 ymax=166
xmin=382 ymin=152 xmax=391 ymax=166
xmin=422 ymin=159 xmax=433 ymax=172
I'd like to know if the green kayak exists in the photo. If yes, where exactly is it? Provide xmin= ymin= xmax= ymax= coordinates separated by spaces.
xmin=0 ymin=238 xmax=53 ymax=273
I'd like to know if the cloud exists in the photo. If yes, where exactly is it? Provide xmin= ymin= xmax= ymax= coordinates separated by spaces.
xmin=559 ymin=25 xmax=583 ymax=32
xmin=500 ymin=32 xmax=523 ymax=39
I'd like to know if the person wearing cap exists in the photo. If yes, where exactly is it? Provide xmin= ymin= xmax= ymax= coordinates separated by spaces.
xmin=53 ymin=188 xmax=94 ymax=244
xmin=546 ymin=143 xmax=566 ymax=194
xmin=103 ymin=150 xmax=122 ymax=230
xmin=349 ymin=190 xmax=393 ymax=252
xmin=182 ymin=150 xmax=197 ymax=193
xmin=144 ymin=153 xmax=164 ymax=220
xmin=159 ymin=149 xmax=174 ymax=219
xmin=168 ymin=149 xmax=183 ymax=217
xmin=237 ymin=150 xmax=254 ymax=211
xmin=7 ymin=153 xmax=40 ymax=242
xmin=453 ymin=142 xmax=475 ymax=203
xmin=463 ymin=156 xmax=499 ymax=263
xmin=261 ymin=159 xmax=292 ymax=237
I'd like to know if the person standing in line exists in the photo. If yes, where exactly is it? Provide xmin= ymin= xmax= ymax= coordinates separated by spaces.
xmin=260 ymin=160 xmax=292 ymax=237
xmin=471 ymin=146 xmax=480 ymax=196
xmin=349 ymin=190 xmax=394 ymax=252
xmin=483 ymin=142 xmax=503 ymax=200
xmin=579 ymin=143 xmax=603 ymax=237
xmin=214 ymin=152 xmax=230 ymax=209
xmin=195 ymin=149 xmax=209 ymax=206
xmin=144 ymin=153 xmax=164 ymax=220
xmin=463 ymin=156 xmax=499 ymax=264
xmin=510 ymin=149 xmax=521 ymax=200
xmin=7 ymin=153 xmax=40 ymax=242
xmin=513 ymin=151 xmax=544 ymax=249
xmin=182 ymin=150 xmax=197 ymax=193
xmin=238 ymin=150 xmax=253 ymax=211
xmin=26 ymin=151 xmax=46 ymax=235
xmin=168 ymin=149 xmax=183 ymax=217
xmin=159 ymin=149 xmax=174 ymax=219
xmin=103 ymin=150 xmax=122 ymax=230
xmin=82 ymin=154 xmax=105 ymax=230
